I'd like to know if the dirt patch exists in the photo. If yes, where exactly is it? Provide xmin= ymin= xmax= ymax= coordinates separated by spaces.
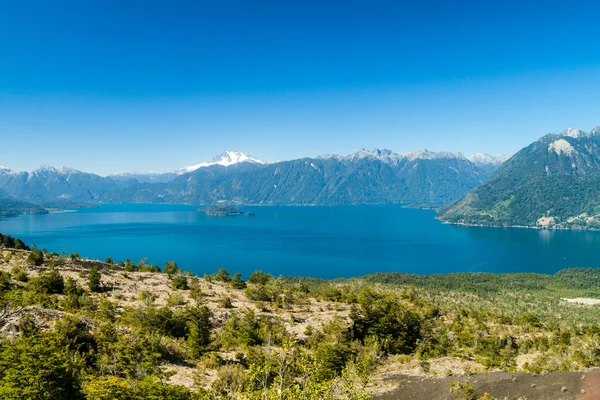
xmin=374 ymin=370 xmax=600 ymax=400
xmin=563 ymin=298 xmax=600 ymax=306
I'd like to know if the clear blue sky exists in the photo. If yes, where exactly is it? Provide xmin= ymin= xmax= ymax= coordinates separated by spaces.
xmin=1 ymin=0 xmax=600 ymax=175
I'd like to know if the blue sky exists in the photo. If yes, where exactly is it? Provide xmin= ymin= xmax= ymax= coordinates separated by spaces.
xmin=1 ymin=0 xmax=600 ymax=175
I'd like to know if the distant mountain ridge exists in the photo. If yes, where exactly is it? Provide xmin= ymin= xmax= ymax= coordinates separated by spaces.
xmin=439 ymin=126 xmax=600 ymax=228
xmin=0 ymin=149 xmax=506 ymax=209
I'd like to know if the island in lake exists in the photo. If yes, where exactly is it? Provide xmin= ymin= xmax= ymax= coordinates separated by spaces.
xmin=199 ymin=205 xmax=255 ymax=217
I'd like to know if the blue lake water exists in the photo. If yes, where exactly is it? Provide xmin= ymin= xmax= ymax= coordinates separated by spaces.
xmin=1 ymin=204 xmax=600 ymax=279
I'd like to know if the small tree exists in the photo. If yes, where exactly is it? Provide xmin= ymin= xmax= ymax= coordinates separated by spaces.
xmin=172 ymin=274 xmax=188 ymax=290
xmin=87 ymin=266 xmax=102 ymax=292
xmin=36 ymin=269 xmax=65 ymax=294
xmin=27 ymin=246 xmax=44 ymax=266
xmin=215 ymin=268 xmax=231 ymax=283
xmin=164 ymin=261 xmax=180 ymax=275
xmin=248 ymin=270 xmax=271 ymax=285
xmin=231 ymin=272 xmax=247 ymax=289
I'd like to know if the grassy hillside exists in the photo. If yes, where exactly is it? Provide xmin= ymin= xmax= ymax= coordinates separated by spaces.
xmin=2 ymin=236 xmax=600 ymax=399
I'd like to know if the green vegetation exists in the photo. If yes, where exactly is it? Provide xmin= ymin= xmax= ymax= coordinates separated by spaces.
xmin=87 ymin=266 xmax=102 ymax=292
xmin=3 ymin=235 xmax=600 ymax=398
xmin=439 ymin=133 xmax=600 ymax=228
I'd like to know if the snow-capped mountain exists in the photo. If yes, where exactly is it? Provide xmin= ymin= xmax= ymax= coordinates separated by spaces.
xmin=0 ymin=146 xmax=507 ymax=207
xmin=178 ymin=151 xmax=267 ymax=174
xmin=468 ymin=153 xmax=509 ymax=167
xmin=320 ymin=149 xmax=467 ymax=165
xmin=109 ymin=151 xmax=267 ymax=184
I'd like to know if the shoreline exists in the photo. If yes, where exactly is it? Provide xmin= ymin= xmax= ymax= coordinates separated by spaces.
xmin=437 ymin=218 xmax=600 ymax=232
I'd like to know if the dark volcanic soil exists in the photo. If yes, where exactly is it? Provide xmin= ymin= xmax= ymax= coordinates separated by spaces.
xmin=374 ymin=370 xmax=600 ymax=400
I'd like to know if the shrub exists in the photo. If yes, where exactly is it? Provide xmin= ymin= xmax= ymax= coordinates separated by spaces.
xmin=214 ymin=268 xmax=231 ymax=283
xmin=164 ymin=261 xmax=180 ymax=275
xmin=0 ymin=334 xmax=84 ymax=399
xmin=87 ymin=266 xmax=102 ymax=292
xmin=10 ymin=266 xmax=28 ymax=282
xmin=248 ymin=270 xmax=271 ymax=285
xmin=36 ymin=269 xmax=65 ymax=294
xmin=27 ymin=246 xmax=44 ymax=266
xmin=218 ymin=296 xmax=233 ymax=309
xmin=172 ymin=274 xmax=188 ymax=290
xmin=230 ymin=272 xmax=247 ymax=289
xmin=185 ymin=305 xmax=212 ymax=358
xmin=449 ymin=381 xmax=478 ymax=400
xmin=64 ymin=277 xmax=84 ymax=296
xmin=139 ymin=290 xmax=157 ymax=306
xmin=167 ymin=293 xmax=186 ymax=306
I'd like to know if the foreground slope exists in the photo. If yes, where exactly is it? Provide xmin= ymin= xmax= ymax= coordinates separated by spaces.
xmin=439 ymin=126 xmax=600 ymax=228
xmin=2 ymin=235 xmax=600 ymax=398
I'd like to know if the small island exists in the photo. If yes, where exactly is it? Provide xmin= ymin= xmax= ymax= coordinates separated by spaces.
xmin=199 ymin=205 xmax=255 ymax=217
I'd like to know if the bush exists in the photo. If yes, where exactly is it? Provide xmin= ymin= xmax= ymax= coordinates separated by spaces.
xmin=185 ymin=305 xmax=212 ymax=358
xmin=230 ymin=272 xmax=247 ymax=289
xmin=83 ymin=376 xmax=192 ymax=400
xmin=172 ymin=274 xmax=188 ymax=290
xmin=214 ymin=268 xmax=231 ymax=283
xmin=248 ymin=270 xmax=271 ymax=285
xmin=87 ymin=266 xmax=102 ymax=292
xmin=166 ymin=293 xmax=186 ymax=306
xmin=218 ymin=296 xmax=233 ymax=309
xmin=27 ymin=246 xmax=44 ymax=266
xmin=64 ymin=277 xmax=84 ymax=296
xmin=139 ymin=290 xmax=157 ymax=306
xmin=36 ymin=269 xmax=65 ymax=294
xmin=10 ymin=266 xmax=28 ymax=282
xmin=0 ymin=334 xmax=84 ymax=399
xmin=350 ymin=288 xmax=421 ymax=354
xmin=164 ymin=261 xmax=180 ymax=275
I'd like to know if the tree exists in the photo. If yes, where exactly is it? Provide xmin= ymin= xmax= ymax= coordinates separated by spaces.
xmin=27 ymin=246 xmax=44 ymax=266
xmin=36 ymin=268 xmax=65 ymax=294
xmin=87 ymin=266 xmax=102 ymax=292
xmin=185 ymin=305 xmax=212 ymax=358
xmin=248 ymin=270 xmax=271 ymax=285
xmin=0 ymin=334 xmax=84 ymax=399
xmin=214 ymin=268 xmax=231 ymax=282
xmin=164 ymin=261 xmax=180 ymax=275
xmin=231 ymin=272 xmax=247 ymax=289
xmin=172 ymin=274 xmax=188 ymax=290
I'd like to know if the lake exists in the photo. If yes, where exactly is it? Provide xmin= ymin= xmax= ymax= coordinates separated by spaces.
xmin=1 ymin=204 xmax=600 ymax=279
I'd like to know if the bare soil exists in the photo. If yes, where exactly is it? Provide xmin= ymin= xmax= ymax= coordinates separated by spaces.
xmin=375 ymin=370 xmax=600 ymax=400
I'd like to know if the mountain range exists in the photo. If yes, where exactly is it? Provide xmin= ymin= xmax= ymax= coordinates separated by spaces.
xmin=0 ymin=149 xmax=506 ymax=211
xmin=439 ymin=126 xmax=600 ymax=229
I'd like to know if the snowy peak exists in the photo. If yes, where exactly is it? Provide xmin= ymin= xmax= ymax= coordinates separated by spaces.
xmin=468 ymin=153 xmax=509 ymax=167
xmin=179 ymin=151 xmax=267 ymax=173
xmin=337 ymin=148 xmax=466 ymax=165
xmin=399 ymin=149 xmax=466 ymax=162
xmin=561 ymin=127 xmax=587 ymax=138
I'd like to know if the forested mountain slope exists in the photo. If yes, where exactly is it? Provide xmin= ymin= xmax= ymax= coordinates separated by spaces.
xmin=0 ymin=149 xmax=502 ymax=207
xmin=439 ymin=127 xmax=600 ymax=228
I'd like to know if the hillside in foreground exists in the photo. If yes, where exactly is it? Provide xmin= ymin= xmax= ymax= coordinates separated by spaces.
xmin=2 ymin=235 xmax=600 ymax=399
